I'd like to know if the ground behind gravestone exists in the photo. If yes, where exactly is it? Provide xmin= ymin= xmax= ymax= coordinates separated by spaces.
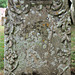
xmin=71 ymin=25 xmax=75 ymax=75
xmin=0 ymin=25 xmax=75 ymax=75
xmin=0 ymin=26 xmax=4 ymax=70
xmin=0 ymin=26 xmax=4 ymax=75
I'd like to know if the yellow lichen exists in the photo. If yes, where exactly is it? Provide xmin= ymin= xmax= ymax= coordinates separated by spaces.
xmin=46 ymin=23 xmax=49 ymax=27
xmin=16 ymin=5 xmax=21 ymax=8
xmin=8 ymin=3 xmax=10 ymax=7
xmin=56 ymin=11 xmax=58 ymax=15
xmin=42 ymin=40 xmax=45 ymax=42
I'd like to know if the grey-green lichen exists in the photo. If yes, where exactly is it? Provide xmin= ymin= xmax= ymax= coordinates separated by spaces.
xmin=4 ymin=0 xmax=71 ymax=75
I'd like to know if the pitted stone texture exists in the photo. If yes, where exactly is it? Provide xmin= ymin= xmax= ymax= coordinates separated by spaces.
xmin=4 ymin=0 xmax=71 ymax=75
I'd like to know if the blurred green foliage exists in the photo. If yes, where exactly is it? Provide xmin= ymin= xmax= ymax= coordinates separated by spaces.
xmin=0 ymin=0 xmax=7 ymax=8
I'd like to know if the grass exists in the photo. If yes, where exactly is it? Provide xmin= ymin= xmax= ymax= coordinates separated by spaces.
xmin=0 ymin=26 xmax=4 ymax=70
xmin=0 ymin=25 xmax=75 ymax=71
xmin=71 ymin=25 xmax=75 ymax=68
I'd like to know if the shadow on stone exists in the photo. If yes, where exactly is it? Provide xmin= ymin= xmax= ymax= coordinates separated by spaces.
xmin=21 ymin=71 xmax=40 ymax=75
xmin=71 ymin=71 xmax=75 ymax=75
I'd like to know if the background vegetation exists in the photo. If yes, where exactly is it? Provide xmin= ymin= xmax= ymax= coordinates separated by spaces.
xmin=0 ymin=26 xmax=4 ymax=70
xmin=71 ymin=25 xmax=75 ymax=68
xmin=0 ymin=0 xmax=7 ymax=8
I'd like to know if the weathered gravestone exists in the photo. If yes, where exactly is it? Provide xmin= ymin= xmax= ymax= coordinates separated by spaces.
xmin=70 ymin=0 xmax=75 ymax=24
xmin=4 ymin=0 xmax=71 ymax=75
xmin=73 ymin=0 xmax=75 ymax=24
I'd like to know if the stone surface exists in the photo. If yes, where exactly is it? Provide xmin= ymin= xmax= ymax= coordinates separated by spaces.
xmin=4 ymin=0 xmax=71 ymax=75
xmin=72 ymin=0 xmax=75 ymax=24
xmin=70 ymin=0 xmax=75 ymax=24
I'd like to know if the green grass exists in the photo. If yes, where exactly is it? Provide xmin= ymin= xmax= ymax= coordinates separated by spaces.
xmin=71 ymin=25 xmax=75 ymax=67
xmin=0 ymin=25 xmax=75 ymax=70
xmin=0 ymin=26 xmax=4 ymax=70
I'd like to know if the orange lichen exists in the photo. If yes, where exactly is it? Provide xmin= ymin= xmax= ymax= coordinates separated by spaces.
xmin=43 ymin=24 xmax=45 ymax=26
xmin=46 ymin=23 xmax=49 ymax=27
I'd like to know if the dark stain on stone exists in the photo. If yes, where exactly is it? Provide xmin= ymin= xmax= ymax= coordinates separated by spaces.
xmin=21 ymin=71 xmax=40 ymax=75
xmin=68 ymin=0 xmax=71 ymax=8
xmin=32 ymin=71 xmax=40 ymax=75
xmin=21 ymin=72 xmax=27 ymax=75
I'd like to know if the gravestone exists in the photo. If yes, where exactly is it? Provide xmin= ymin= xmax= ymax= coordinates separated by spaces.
xmin=71 ymin=0 xmax=75 ymax=24
xmin=73 ymin=0 xmax=75 ymax=24
xmin=4 ymin=0 xmax=71 ymax=75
